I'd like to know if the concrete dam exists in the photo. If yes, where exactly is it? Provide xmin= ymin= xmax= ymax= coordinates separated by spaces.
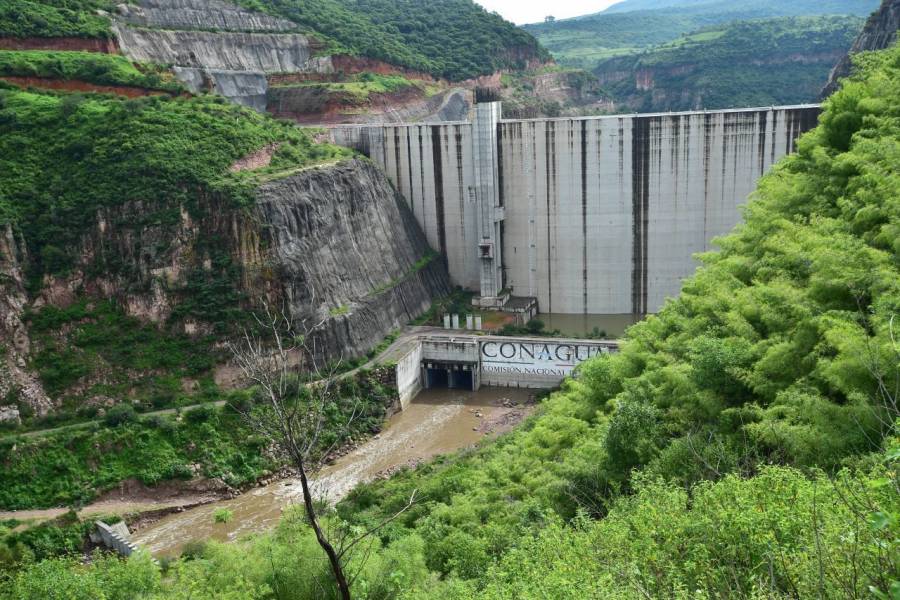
xmin=331 ymin=102 xmax=820 ymax=315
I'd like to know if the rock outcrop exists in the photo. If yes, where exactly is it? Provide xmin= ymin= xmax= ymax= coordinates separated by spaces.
xmin=0 ymin=159 xmax=449 ymax=413
xmin=112 ymin=26 xmax=327 ymax=74
xmin=257 ymin=159 xmax=450 ymax=358
xmin=822 ymin=0 xmax=900 ymax=97
xmin=0 ymin=225 xmax=52 ymax=416
xmin=268 ymin=86 xmax=471 ymax=125
xmin=111 ymin=0 xmax=332 ymax=110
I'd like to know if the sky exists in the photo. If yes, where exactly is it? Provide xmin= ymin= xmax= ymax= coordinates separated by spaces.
xmin=476 ymin=0 xmax=620 ymax=25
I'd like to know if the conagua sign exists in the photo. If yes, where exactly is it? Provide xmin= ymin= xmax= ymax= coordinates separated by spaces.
xmin=479 ymin=339 xmax=614 ymax=379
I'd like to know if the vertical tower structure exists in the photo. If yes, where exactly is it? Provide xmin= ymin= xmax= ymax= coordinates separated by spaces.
xmin=471 ymin=101 xmax=505 ymax=307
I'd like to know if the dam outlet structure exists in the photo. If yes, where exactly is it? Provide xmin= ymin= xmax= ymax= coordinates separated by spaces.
xmin=331 ymin=102 xmax=821 ymax=316
xmin=391 ymin=331 xmax=619 ymax=409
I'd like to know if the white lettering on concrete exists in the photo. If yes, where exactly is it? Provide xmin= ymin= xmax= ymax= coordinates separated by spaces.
xmin=479 ymin=340 xmax=611 ymax=385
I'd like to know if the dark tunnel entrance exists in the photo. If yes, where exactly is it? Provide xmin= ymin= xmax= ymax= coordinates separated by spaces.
xmin=423 ymin=362 xmax=478 ymax=391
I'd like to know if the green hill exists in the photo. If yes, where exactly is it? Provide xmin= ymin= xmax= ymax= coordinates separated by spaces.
xmin=526 ymin=0 xmax=878 ymax=68
xmin=1 ymin=0 xmax=548 ymax=81
xmin=594 ymin=16 xmax=863 ymax=111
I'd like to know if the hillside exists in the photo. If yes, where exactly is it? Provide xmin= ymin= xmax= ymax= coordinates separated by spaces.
xmin=525 ymin=0 xmax=878 ymax=69
xmin=594 ymin=16 xmax=863 ymax=112
xmin=824 ymin=0 xmax=900 ymax=95
xmin=3 ymin=40 xmax=898 ymax=600
xmin=1 ymin=0 xmax=546 ymax=81
xmin=0 ymin=85 xmax=449 ymax=425
xmin=0 ymin=0 xmax=555 ymax=123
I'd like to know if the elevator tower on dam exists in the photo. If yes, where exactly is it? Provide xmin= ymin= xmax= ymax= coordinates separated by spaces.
xmin=331 ymin=102 xmax=821 ymax=316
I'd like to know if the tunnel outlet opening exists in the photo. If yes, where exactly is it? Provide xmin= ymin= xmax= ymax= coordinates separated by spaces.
xmin=423 ymin=361 xmax=477 ymax=391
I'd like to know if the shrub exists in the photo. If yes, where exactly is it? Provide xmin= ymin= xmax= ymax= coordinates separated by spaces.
xmin=103 ymin=404 xmax=137 ymax=427
xmin=183 ymin=404 xmax=217 ymax=424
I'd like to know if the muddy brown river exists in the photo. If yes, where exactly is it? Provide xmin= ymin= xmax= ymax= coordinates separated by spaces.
xmin=131 ymin=387 xmax=534 ymax=557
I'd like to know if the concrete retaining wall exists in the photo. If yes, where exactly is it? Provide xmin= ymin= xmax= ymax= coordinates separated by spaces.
xmin=395 ymin=343 xmax=423 ymax=410
xmin=95 ymin=521 xmax=140 ymax=558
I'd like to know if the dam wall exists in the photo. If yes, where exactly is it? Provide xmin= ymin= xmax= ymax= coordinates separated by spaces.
xmin=332 ymin=103 xmax=821 ymax=314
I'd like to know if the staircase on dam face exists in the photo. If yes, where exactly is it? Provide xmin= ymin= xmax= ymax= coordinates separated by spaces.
xmin=330 ymin=101 xmax=821 ymax=318
xmin=390 ymin=330 xmax=619 ymax=409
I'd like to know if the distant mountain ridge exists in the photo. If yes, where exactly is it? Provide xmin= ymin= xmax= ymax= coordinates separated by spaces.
xmin=598 ymin=0 xmax=878 ymax=17
xmin=525 ymin=0 xmax=878 ymax=68
xmin=592 ymin=15 xmax=863 ymax=112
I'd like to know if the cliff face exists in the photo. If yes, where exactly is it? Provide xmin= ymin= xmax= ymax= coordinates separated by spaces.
xmin=822 ymin=0 xmax=900 ymax=96
xmin=110 ymin=0 xmax=333 ymax=111
xmin=113 ymin=26 xmax=326 ymax=74
xmin=0 ymin=225 xmax=50 ymax=421
xmin=0 ymin=159 xmax=449 ymax=416
xmin=257 ymin=160 xmax=450 ymax=358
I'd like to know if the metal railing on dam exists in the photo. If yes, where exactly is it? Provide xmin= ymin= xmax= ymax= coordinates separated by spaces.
xmin=392 ymin=331 xmax=619 ymax=409
xmin=330 ymin=103 xmax=821 ymax=316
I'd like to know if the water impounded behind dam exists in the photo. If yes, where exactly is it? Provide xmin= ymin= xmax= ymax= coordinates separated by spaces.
xmin=331 ymin=103 xmax=820 ymax=315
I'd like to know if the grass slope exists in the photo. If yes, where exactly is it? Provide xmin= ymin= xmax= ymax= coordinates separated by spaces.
xmin=0 ymin=51 xmax=182 ymax=92
xmin=0 ymin=0 xmax=114 ymax=39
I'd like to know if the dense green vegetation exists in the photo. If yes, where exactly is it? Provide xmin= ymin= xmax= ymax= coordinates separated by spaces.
xmin=0 ymin=51 xmax=182 ymax=92
xmin=0 ymin=0 xmax=113 ymax=39
xmin=0 ymin=88 xmax=349 ymax=281
xmin=235 ymin=0 xmax=548 ymax=80
xmin=0 ymin=368 xmax=396 ymax=510
xmin=18 ymin=299 xmax=219 ymax=425
xmin=0 ymin=511 xmax=120 ymax=571
xmin=594 ymin=16 xmax=863 ymax=111
xmin=525 ymin=0 xmax=876 ymax=69
xmin=0 ymin=398 xmax=270 ymax=510
xmin=5 ymin=41 xmax=895 ymax=599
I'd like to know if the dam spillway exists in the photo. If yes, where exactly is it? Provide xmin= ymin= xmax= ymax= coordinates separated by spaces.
xmin=331 ymin=103 xmax=821 ymax=315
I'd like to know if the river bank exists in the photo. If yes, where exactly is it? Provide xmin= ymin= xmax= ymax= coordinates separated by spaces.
xmin=1 ymin=387 xmax=537 ymax=559
xmin=131 ymin=387 xmax=536 ymax=557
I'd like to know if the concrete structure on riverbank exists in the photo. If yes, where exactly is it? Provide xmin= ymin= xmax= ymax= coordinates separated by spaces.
xmin=331 ymin=103 xmax=820 ymax=315
xmin=92 ymin=521 xmax=141 ymax=558
xmin=393 ymin=331 xmax=618 ymax=408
